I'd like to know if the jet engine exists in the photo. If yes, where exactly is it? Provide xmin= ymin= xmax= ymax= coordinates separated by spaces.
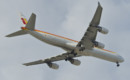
xmin=94 ymin=41 xmax=105 ymax=49
xmin=69 ymin=59 xmax=81 ymax=66
xmin=97 ymin=26 xmax=109 ymax=34
xmin=47 ymin=63 xmax=59 ymax=69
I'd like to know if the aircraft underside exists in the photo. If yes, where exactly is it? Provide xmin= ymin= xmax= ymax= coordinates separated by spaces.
xmin=6 ymin=2 xmax=124 ymax=69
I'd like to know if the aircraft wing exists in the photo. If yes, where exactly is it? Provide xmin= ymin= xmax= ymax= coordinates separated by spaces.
xmin=23 ymin=53 xmax=81 ymax=66
xmin=76 ymin=2 xmax=103 ymax=50
xmin=90 ymin=2 xmax=103 ymax=26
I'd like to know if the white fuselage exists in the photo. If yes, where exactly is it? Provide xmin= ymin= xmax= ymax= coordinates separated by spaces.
xmin=24 ymin=29 xmax=124 ymax=63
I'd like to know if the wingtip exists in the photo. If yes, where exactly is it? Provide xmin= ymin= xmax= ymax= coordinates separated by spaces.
xmin=5 ymin=35 xmax=10 ymax=37
xmin=98 ymin=2 xmax=101 ymax=6
xmin=5 ymin=35 xmax=8 ymax=37
xmin=98 ymin=1 xmax=102 ymax=9
xmin=23 ymin=63 xmax=29 ymax=66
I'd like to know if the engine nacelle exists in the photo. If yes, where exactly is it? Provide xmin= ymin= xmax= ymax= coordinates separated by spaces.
xmin=94 ymin=41 xmax=105 ymax=49
xmin=47 ymin=63 xmax=59 ymax=69
xmin=97 ymin=26 xmax=109 ymax=34
xmin=69 ymin=59 xmax=81 ymax=66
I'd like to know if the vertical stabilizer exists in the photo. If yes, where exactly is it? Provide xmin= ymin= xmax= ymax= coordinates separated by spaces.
xmin=6 ymin=13 xmax=36 ymax=37
xmin=25 ymin=13 xmax=36 ymax=30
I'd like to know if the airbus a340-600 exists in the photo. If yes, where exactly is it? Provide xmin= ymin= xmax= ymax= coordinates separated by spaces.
xmin=6 ymin=3 xmax=124 ymax=69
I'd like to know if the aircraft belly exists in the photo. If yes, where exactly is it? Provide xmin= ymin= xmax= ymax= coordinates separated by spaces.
xmin=27 ymin=31 xmax=71 ymax=49
xmin=26 ymin=31 xmax=123 ymax=63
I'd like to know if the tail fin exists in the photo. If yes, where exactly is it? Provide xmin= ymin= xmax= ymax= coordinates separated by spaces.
xmin=25 ymin=13 xmax=36 ymax=30
xmin=6 ymin=13 xmax=36 ymax=37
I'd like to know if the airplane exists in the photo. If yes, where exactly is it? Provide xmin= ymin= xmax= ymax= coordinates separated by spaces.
xmin=6 ymin=3 xmax=124 ymax=69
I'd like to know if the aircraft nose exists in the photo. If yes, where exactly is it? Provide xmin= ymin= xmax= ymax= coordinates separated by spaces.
xmin=118 ymin=55 xmax=124 ymax=63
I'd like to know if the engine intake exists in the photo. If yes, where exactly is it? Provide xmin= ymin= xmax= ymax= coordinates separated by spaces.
xmin=69 ymin=59 xmax=81 ymax=66
xmin=47 ymin=63 xmax=59 ymax=69
xmin=94 ymin=41 xmax=105 ymax=49
xmin=97 ymin=26 xmax=109 ymax=34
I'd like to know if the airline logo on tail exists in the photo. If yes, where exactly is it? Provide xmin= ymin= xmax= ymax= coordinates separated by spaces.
xmin=20 ymin=13 xmax=28 ymax=25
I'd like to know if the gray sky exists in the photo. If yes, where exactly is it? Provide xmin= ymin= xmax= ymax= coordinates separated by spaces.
xmin=0 ymin=0 xmax=130 ymax=80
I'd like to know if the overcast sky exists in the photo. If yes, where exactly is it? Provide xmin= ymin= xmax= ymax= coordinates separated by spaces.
xmin=0 ymin=0 xmax=130 ymax=80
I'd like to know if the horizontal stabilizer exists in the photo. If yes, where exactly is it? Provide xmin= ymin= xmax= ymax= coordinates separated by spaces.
xmin=6 ymin=30 xmax=27 ymax=37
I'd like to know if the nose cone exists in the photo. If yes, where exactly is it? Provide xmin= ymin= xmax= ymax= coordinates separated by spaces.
xmin=118 ymin=55 xmax=124 ymax=63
